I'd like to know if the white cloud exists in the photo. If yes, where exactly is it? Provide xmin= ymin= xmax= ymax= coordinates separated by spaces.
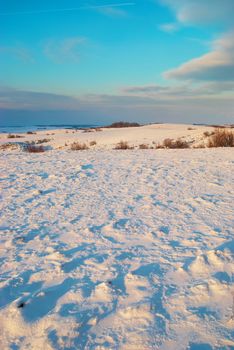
xmin=164 ymin=32 xmax=234 ymax=82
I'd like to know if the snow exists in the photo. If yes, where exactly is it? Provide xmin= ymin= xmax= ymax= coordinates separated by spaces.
xmin=0 ymin=124 xmax=233 ymax=349
xmin=0 ymin=123 xmax=218 ymax=150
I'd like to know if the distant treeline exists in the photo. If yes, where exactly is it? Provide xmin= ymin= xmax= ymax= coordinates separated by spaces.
xmin=104 ymin=121 xmax=141 ymax=128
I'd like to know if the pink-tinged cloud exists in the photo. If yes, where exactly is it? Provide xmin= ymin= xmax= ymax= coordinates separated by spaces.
xmin=164 ymin=32 xmax=234 ymax=82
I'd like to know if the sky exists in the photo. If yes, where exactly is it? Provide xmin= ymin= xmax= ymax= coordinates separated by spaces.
xmin=0 ymin=0 xmax=234 ymax=125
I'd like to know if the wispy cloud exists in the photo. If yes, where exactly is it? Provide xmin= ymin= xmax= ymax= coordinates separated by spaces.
xmin=0 ymin=2 xmax=135 ymax=16
xmin=123 ymin=82 xmax=234 ymax=98
xmin=96 ymin=6 xmax=128 ymax=18
xmin=159 ymin=0 xmax=234 ymax=26
xmin=43 ymin=37 xmax=86 ymax=64
xmin=0 ymin=46 xmax=34 ymax=63
xmin=159 ymin=22 xmax=179 ymax=33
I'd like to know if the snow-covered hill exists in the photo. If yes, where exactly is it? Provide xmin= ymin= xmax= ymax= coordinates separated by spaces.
xmin=0 ymin=136 xmax=233 ymax=349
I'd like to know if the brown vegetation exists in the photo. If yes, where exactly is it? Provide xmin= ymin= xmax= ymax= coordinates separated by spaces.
xmin=207 ymin=128 xmax=234 ymax=147
xmin=82 ymin=129 xmax=94 ymax=133
xmin=0 ymin=143 xmax=19 ymax=151
xmin=139 ymin=144 xmax=149 ymax=149
xmin=90 ymin=141 xmax=97 ymax=146
xmin=7 ymin=134 xmax=24 ymax=138
xmin=70 ymin=142 xmax=89 ymax=150
xmin=25 ymin=145 xmax=45 ymax=153
xmin=163 ymin=138 xmax=190 ymax=149
xmin=114 ymin=141 xmax=133 ymax=150
xmin=203 ymin=131 xmax=215 ymax=137
xmin=35 ymin=138 xmax=51 ymax=144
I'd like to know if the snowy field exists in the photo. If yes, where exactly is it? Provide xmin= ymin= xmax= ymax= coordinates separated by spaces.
xmin=0 ymin=127 xmax=234 ymax=349
xmin=0 ymin=123 xmax=222 ymax=150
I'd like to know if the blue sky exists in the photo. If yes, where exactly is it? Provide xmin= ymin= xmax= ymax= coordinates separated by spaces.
xmin=0 ymin=0 xmax=234 ymax=125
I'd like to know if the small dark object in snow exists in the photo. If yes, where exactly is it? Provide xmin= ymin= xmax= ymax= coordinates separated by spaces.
xmin=18 ymin=302 xmax=25 ymax=308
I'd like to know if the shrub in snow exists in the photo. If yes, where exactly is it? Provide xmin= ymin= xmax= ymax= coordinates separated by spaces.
xmin=208 ymin=128 xmax=234 ymax=148
xmin=25 ymin=145 xmax=45 ymax=153
xmin=139 ymin=144 xmax=149 ymax=149
xmin=162 ymin=138 xmax=190 ymax=149
xmin=70 ymin=142 xmax=89 ymax=150
xmin=114 ymin=141 xmax=133 ymax=150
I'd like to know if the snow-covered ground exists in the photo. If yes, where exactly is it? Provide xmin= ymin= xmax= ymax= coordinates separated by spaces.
xmin=0 ymin=126 xmax=234 ymax=350
xmin=0 ymin=123 xmax=220 ymax=150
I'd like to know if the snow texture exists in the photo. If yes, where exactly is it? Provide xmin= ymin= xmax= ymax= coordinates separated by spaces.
xmin=0 ymin=128 xmax=233 ymax=349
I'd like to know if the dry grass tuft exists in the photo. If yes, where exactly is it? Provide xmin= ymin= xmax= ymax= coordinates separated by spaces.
xmin=114 ymin=141 xmax=133 ymax=150
xmin=139 ymin=144 xmax=149 ymax=149
xmin=70 ymin=142 xmax=89 ymax=150
xmin=207 ymin=128 xmax=234 ymax=147
xmin=36 ymin=138 xmax=51 ymax=144
xmin=155 ymin=143 xmax=164 ymax=149
xmin=25 ymin=145 xmax=45 ymax=153
xmin=82 ymin=129 xmax=94 ymax=133
xmin=163 ymin=138 xmax=190 ymax=149
xmin=0 ymin=143 xmax=19 ymax=151
xmin=7 ymin=134 xmax=24 ymax=138
xmin=90 ymin=140 xmax=97 ymax=146
xmin=203 ymin=131 xmax=215 ymax=137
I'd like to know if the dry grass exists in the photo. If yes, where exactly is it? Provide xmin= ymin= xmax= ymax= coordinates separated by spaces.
xmin=203 ymin=131 xmax=215 ymax=137
xmin=70 ymin=142 xmax=89 ymax=150
xmin=36 ymin=138 xmax=51 ymax=144
xmin=155 ymin=143 xmax=164 ymax=149
xmin=82 ymin=129 xmax=94 ymax=133
xmin=207 ymin=128 xmax=234 ymax=147
xmin=163 ymin=138 xmax=190 ymax=149
xmin=0 ymin=143 xmax=19 ymax=151
xmin=114 ymin=141 xmax=133 ymax=150
xmin=7 ymin=134 xmax=24 ymax=139
xmin=90 ymin=140 xmax=97 ymax=146
xmin=25 ymin=145 xmax=45 ymax=153
xmin=139 ymin=144 xmax=149 ymax=149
